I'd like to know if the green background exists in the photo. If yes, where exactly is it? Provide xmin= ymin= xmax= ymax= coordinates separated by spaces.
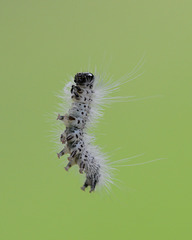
xmin=0 ymin=0 xmax=191 ymax=239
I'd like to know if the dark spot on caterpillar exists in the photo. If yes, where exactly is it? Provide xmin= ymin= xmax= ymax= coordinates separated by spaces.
xmin=84 ymin=97 xmax=87 ymax=101
xmin=76 ymin=86 xmax=83 ymax=93
xmin=71 ymin=85 xmax=74 ymax=93
xmin=78 ymin=148 xmax=81 ymax=152
xmin=71 ymin=150 xmax=77 ymax=157
xmin=67 ymin=135 xmax=73 ymax=141
xmin=81 ymin=112 xmax=84 ymax=115
xmin=81 ymin=145 xmax=83 ymax=148
xmin=74 ymin=92 xmax=79 ymax=98
xmin=77 ymin=120 xmax=80 ymax=124
xmin=76 ymin=134 xmax=78 ymax=138
xmin=84 ymin=105 xmax=86 ymax=108
xmin=69 ymin=116 xmax=76 ymax=121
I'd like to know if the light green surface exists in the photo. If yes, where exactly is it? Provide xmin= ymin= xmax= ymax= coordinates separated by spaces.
xmin=0 ymin=0 xmax=191 ymax=239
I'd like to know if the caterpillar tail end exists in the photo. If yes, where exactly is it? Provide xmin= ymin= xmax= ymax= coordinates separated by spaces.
xmin=80 ymin=180 xmax=96 ymax=193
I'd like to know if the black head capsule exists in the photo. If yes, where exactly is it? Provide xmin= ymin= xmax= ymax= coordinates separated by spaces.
xmin=74 ymin=72 xmax=94 ymax=87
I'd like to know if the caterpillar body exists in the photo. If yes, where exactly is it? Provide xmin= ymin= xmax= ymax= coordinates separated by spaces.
xmin=57 ymin=72 xmax=112 ymax=192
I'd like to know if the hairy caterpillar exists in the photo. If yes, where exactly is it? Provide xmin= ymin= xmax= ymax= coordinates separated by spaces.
xmin=55 ymin=58 xmax=164 ymax=193
xmin=57 ymin=72 xmax=114 ymax=192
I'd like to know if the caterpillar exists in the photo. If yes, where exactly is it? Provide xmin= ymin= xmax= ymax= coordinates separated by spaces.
xmin=57 ymin=72 xmax=113 ymax=192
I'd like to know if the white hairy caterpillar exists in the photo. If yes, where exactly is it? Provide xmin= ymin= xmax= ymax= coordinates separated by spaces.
xmin=56 ymin=72 xmax=117 ymax=192
xmin=55 ymin=58 xmax=164 ymax=193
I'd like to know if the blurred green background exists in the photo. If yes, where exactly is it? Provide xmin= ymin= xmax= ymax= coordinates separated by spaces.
xmin=0 ymin=0 xmax=191 ymax=239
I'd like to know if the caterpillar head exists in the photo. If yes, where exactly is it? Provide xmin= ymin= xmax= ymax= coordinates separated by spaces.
xmin=74 ymin=72 xmax=94 ymax=88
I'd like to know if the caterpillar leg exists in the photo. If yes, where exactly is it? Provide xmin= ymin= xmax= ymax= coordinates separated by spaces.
xmin=81 ymin=181 xmax=89 ymax=191
xmin=64 ymin=161 xmax=73 ymax=171
xmin=65 ymin=162 xmax=72 ymax=171
xmin=81 ymin=183 xmax=95 ymax=193
xmin=64 ymin=156 xmax=77 ymax=171
xmin=79 ymin=161 xmax=85 ymax=174
xmin=57 ymin=146 xmax=69 ymax=159
xmin=90 ymin=180 xmax=97 ymax=193
xmin=57 ymin=113 xmax=64 ymax=121
xmin=81 ymin=173 xmax=99 ymax=193
xmin=81 ymin=177 xmax=93 ymax=193
xmin=60 ymin=132 xmax=66 ymax=144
